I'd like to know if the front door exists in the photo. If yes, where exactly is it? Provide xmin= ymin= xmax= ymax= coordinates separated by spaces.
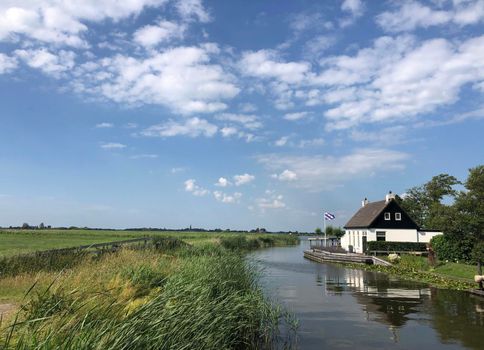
xmin=362 ymin=236 xmax=367 ymax=254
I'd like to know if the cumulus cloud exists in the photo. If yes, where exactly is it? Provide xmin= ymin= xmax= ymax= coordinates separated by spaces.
xmin=340 ymin=0 xmax=365 ymax=27
xmin=220 ymin=126 xmax=238 ymax=138
xmin=15 ymin=49 xmax=75 ymax=77
xmin=96 ymin=122 xmax=113 ymax=128
xmin=215 ymin=113 xmax=262 ymax=130
xmin=184 ymin=179 xmax=209 ymax=196
xmin=101 ymin=142 xmax=126 ymax=150
xmin=239 ymin=50 xmax=310 ymax=84
xmin=0 ymin=0 xmax=169 ymax=47
xmin=284 ymin=111 xmax=309 ymax=121
xmin=233 ymin=173 xmax=255 ymax=186
xmin=213 ymin=191 xmax=242 ymax=203
xmin=73 ymin=45 xmax=239 ymax=114
xmin=257 ymin=148 xmax=409 ymax=191
xmin=275 ymin=136 xmax=290 ymax=147
xmin=377 ymin=0 xmax=484 ymax=32
xmin=175 ymin=0 xmax=211 ymax=23
xmin=141 ymin=117 xmax=218 ymax=138
xmin=256 ymin=194 xmax=286 ymax=209
xmin=310 ymin=34 xmax=484 ymax=130
xmin=271 ymin=169 xmax=298 ymax=181
xmin=215 ymin=177 xmax=231 ymax=187
xmin=0 ymin=53 xmax=17 ymax=74
xmin=133 ymin=20 xmax=186 ymax=48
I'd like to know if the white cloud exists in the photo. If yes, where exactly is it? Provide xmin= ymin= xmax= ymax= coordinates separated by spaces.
xmin=73 ymin=45 xmax=239 ymax=114
xmin=96 ymin=122 xmax=113 ymax=128
xmin=213 ymin=191 xmax=242 ymax=203
xmin=233 ymin=173 xmax=255 ymax=186
xmin=311 ymin=34 xmax=484 ymax=130
xmin=340 ymin=0 xmax=365 ymax=27
xmin=171 ymin=167 xmax=187 ymax=173
xmin=175 ymin=0 xmax=211 ymax=23
xmin=215 ymin=113 xmax=262 ymax=130
xmin=284 ymin=111 xmax=309 ymax=121
xmin=377 ymin=0 xmax=484 ymax=32
xmin=257 ymin=148 xmax=409 ymax=191
xmin=271 ymin=169 xmax=298 ymax=182
xmin=141 ymin=117 xmax=218 ymax=138
xmin=239 ymin=50 xmax=311 ymax=84
xmin=0 ymin=53 xmax=17 ymax=74
xmin=239 ymin=103 xmax=257 ymax=113
xmin=184 ymin=179 xmax=209 ymax=196
xmin=298 ymin=138 xmax=324 ymax=148
xmin=215 ymin=177 xmax=231 ymax=187
xmin=275 ymin=136 xmax=289 ymax=147
xmin=101 ymin=142 xmax=126 ymax=150
xmin=133 ymin=20 xmax=185 ymax=48
xmin=257 ymin=194 xmax=286 ymax=209
xmin=130 ymin=154 xmax=158 ymax=159
xmin=0 ymin=1 xmax=169 ymax=47
xmin=15 ymin=48 xmax=75 ymax=77
xmin=220 ymin=126 xmax=239 ymax=138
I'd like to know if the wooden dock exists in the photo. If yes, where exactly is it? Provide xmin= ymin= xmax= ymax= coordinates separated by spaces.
xmin=304 ymin=249 xmax=392 ymax=266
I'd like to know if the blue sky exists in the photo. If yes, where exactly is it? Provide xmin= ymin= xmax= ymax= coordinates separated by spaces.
xmin=0 ymin=0 xmax=483 ymax=231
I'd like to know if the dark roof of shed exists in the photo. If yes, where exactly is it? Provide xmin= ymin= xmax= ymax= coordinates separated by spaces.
xmin=344 ymin=200 xmax=388 ymax=228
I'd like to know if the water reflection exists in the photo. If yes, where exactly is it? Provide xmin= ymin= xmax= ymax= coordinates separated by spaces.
xmin=251 ymin=238 xmax=484 ymax=350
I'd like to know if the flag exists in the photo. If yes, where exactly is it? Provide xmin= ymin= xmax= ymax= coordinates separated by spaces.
xmin=324 ymin=212 xmax=335 ymax=220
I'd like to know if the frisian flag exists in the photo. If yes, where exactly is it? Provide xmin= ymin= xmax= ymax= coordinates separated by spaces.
xmin=324 ymin=212 xmax=335 ymax=221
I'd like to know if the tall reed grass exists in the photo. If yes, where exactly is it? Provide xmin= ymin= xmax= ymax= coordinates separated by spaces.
xmin=1 ymin=237 xmax=298 ymax=349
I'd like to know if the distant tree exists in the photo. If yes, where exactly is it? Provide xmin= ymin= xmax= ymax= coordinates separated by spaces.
xmin=315 ymin=227 xmax=322 ymax=235
xmin=333 ymin=227 xmax=346 ymax=239
xmin=21 ymin=223 xmax=29 ymax=229
xmin=401 ymin=173 xmax=460 ymax=230
xmin=39 ymin=222 xmax=45 ymax=229
xmin=324 ymin=226 xmax=334 ymax=237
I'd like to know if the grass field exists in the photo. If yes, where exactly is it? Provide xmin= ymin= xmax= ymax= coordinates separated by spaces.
xmin=0 ymin=234 xmax=299 ymax=349
xmin=0 ymin=229 xmax=262 ymax=256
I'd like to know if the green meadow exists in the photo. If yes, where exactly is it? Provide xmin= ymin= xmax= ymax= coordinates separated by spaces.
xmin=0 ymin=230 xmax=299 ymax=349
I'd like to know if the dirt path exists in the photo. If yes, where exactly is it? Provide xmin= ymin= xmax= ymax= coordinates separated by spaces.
xmin=0 ymin=303 xmax=16 ymax=318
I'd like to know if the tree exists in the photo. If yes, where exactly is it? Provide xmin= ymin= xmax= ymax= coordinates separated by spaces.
xmin=314 ymin=227 xmax=322 ymax=235
xmin=21 ymin=223 xmax=30 ymax=229
xmin=333 ymin=227 xmax=345 ymax=239
xmin=401 ymin=173 xmax=460 ymax=230
xmin=39 ymin=222 xmax=45 ymax=229
xmin=324 ymin=226 xmax=334 ymax=237
xmin=455 ymin=165 xmax=484 ymax=287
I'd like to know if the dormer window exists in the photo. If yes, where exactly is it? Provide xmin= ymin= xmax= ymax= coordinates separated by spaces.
xmin=384 ymin=212 xmax=391 ymax=220
xmin=395 ymin=212 xmax=402 ymax=221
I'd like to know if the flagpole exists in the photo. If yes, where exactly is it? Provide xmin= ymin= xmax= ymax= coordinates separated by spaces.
xmin=323 ymin=212 xmax=326 ymax=248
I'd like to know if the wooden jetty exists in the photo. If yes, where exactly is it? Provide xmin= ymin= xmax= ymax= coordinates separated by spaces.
xmin=304 ymin=249 xmax=392 ymax=266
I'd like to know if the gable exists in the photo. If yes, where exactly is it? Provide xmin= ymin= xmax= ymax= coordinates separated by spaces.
xmin=369 ymin=200 xmax=419 ymax=230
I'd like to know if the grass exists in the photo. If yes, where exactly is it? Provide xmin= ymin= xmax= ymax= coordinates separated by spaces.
xmin=0 ymin=234 xmax=299 ymax=349
xmin=0 ymin=229 xmax=286 ymax=257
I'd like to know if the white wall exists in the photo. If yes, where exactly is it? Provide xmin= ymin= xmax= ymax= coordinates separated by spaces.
xmin=417 ymin=231 xmax=443 ymax=243
xmin=342 ymin=228 xmax=442 ymax=253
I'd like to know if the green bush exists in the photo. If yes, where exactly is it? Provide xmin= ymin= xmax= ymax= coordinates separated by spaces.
xmin=431 ymin=234 xmax=476 ymax=263
xmin=152 ymin=236 xmax=188 ymax=251
xmin=367 ymin=241 xmax=427 ymax=252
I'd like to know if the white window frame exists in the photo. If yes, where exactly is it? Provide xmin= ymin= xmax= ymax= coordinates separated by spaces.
xmin=395 ymin=212 xmax=402 ymax=221
xmin=384 ymin=212 xmax=391 ymax=220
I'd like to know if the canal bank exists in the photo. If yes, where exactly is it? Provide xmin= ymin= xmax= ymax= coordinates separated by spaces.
xmin=250 ymin=237 xmax=484 ymax=350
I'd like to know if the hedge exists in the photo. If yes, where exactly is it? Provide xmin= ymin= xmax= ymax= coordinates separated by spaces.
xmin=367 ymin=241 xmax=427 ymax=252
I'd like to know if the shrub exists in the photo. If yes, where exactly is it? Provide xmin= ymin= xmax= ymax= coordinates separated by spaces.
xmin=152 ymin=236 xmax=188 ymax=251
xmin=431 ymin=234 xmax=476 ymax=263
xmin=367 ymin=241 xmax=427 ymax=252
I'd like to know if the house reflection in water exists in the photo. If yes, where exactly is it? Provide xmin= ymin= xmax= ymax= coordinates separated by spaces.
xmin=322 ymin=267 xmax=431 ymax=342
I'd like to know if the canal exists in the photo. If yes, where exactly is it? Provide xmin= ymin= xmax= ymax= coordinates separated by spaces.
xmin=250 ymin=237 xmax=484 ymax=349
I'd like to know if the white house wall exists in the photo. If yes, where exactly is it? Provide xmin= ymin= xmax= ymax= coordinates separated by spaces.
xmin=417 ymin=231 xmax=443 ymax=243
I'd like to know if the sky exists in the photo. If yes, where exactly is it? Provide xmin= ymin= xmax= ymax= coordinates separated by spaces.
xmin=0 ymin=0 xmax=483 ymax=231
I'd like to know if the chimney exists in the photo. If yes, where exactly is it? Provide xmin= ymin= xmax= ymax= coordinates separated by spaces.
xmin=361 ymin=197 xmax=369 ymax=207
xmin=385 ymin=191 xmax=395 ymax=203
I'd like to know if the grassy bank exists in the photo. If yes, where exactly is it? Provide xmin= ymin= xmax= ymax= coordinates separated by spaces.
xmin=0 ymin=235 xmax=298 ymax=349
xmin=342 ymin=255 xmax=476 ymax=290
xmin=0 ymin=229 xmax=294 ymax=256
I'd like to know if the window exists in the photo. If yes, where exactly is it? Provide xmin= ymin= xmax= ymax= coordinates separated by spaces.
xmin=395 ymin=212 xmax=402 ymax=221
xmin=384 ymin=212 xmax=391 ymax=220
xmin=376 ymin=231 xmax=386 ymax=241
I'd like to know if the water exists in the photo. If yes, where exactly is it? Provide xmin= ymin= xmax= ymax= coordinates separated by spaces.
xmin=250 ymin=237 xmax=484 ymax=350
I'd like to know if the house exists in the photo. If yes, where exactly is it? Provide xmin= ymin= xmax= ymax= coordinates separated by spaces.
xmin=341 ymin=192 xmax=442 ymax=253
